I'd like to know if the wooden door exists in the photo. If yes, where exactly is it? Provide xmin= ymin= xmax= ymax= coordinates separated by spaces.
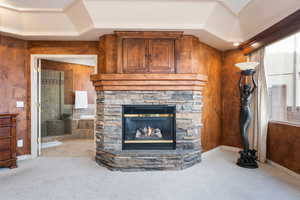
xmin=123 ymin=39 xmax=148 ymax=73
xmin=148 ymin=39 xmax=175 ymax=73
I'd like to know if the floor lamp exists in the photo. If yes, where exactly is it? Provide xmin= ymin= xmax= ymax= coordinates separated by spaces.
xmin=235 ymin=62 xmax=259 ymax=169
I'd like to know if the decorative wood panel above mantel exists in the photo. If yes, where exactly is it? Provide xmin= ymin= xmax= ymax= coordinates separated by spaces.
xmin=98 ymin=32 xmax=202 ymax=74
xmin=116 ymin=31 xmax=182 ymax=74
xmin=91 ymin=74 xmax=207 ymax=91
xmin=94 ymin=31 xmax=208 ymax=91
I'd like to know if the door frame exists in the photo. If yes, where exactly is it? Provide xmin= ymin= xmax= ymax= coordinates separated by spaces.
xmin=30 ymin=54 xmax=98 ymax=158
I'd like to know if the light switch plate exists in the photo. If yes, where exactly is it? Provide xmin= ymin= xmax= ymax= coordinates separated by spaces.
xmin=16 ymin=101 xmax=24 ymax=108
xmin=17 ymin=139 xmax=23 ymax=147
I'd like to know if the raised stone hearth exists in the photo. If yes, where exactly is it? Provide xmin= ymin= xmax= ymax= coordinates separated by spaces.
xmin=95 ymin=90 xmax=203 ymax=171
xmin=96 ymin=150 xmax=201 ymax=171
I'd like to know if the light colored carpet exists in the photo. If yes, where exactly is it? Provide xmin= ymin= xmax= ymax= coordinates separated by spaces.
xmin=0 ymin=149 xmax=300 ymax=200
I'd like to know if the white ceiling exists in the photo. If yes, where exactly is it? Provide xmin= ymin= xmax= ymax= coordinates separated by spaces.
xmin=0 ymin=0 xmax=252 ymax=14
xmin=1 ymin=0 xmax=76 ymax=10
xmin=218 ymin=0 xmax=252 ymax=14
xmin=0 ymin=0 xmax=299 ymax=50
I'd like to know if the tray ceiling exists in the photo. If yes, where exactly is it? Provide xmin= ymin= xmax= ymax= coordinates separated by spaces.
xmin=0 ymin=0 xmax=299 ymax=50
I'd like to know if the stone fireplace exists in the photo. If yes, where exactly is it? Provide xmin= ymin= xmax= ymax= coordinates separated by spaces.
xmin=91 ymin=31 xmax=208 ymax=171
xmin=94 ymin=88 xmax=204 ymax=171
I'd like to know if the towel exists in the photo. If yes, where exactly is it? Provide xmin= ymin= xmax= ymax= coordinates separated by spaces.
xmin=75 ymin=91 xmax=88 ymax=109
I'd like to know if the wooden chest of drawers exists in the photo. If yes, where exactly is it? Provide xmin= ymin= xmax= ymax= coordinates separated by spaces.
xmin=0 ymin=114 xmax=18 ymax=169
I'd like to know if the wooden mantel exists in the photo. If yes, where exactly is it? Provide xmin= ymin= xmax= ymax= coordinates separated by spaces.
xmin=91 ymin=74 xmax=207 ymax=91
xmin=93 ymin=31 xmax=207 ymax=91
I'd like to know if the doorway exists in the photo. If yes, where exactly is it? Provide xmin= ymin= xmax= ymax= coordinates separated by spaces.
xmin=31 ymin=55 xmax=97 ymax=158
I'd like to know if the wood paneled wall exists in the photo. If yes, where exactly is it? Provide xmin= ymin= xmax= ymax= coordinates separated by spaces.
xmin=199 ymin=42 xmax=222 ymax=152
xmin=221 ymin=50 xmax=247 ymax=148
xmin=0 ymin=35 xmax=30 ymax=155
xmin=267 ymin=122 xmax=300 ymax=174
xmin=0 ymin=34 xmax=223 ymax=155
xmin=41 ymin=60 xmax=95 ymax=104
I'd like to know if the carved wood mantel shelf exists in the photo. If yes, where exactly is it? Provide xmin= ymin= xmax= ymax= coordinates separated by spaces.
xmin=91 ymin=74 xmax=208 ymax=91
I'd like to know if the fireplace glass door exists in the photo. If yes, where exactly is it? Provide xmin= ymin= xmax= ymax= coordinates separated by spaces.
xmin=122 ymin=105 xmax=176 ymax=150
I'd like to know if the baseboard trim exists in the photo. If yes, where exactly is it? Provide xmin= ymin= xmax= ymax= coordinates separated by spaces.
xmin=203 ymin=145 xmax=300 ymax=179
xmin=219 ymin=145 xmax=242 ymax=153
xmin=17 ymin=154 xmax=34 ymax=161
xmin=202 ymin=146 xmax=222 ymax=154
xmin=267 ymin=159 xmax=300 ymax=180
xmin=202 ymin=145 xmax=241 ymax=155
xmin=202 ymin=145 xmax=241 ymax=158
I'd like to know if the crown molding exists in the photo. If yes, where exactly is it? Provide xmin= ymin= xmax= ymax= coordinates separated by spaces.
xmin=240 ymin=9 xmax=300 ymax=54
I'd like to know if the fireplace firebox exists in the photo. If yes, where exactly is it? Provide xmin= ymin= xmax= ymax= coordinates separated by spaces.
xmin=122 ymin=105 xmax=176 ymax=150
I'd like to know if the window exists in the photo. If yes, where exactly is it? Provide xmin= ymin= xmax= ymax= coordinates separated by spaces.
xmin=265 ymin=32 xmax=300 ymax=123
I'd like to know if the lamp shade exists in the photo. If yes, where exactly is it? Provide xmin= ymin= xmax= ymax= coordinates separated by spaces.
xmin=235 ymin=62 xmax=259 ymax=71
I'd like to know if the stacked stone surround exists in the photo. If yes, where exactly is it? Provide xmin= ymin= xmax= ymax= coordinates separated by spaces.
xmin=95 ymin=90 xmax=203 ymax=171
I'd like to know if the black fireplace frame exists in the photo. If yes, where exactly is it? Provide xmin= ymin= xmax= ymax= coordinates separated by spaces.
xmin=122 ymin=105 xmax=176 ymax=150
